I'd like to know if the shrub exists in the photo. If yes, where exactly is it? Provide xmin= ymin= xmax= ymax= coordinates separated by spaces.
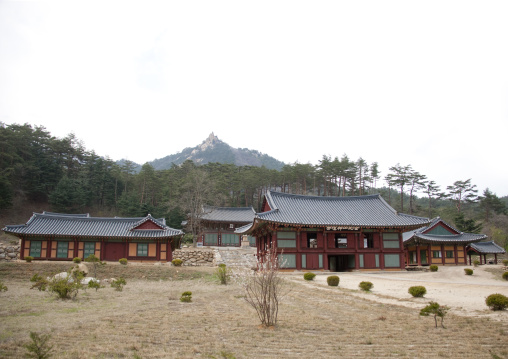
xmin=408 ymin=286 xmax=427 ymax=297
xmin=0 ymin=280 xmax=7 ymax=292
xmin=464 ymin=268 xmax=473 ymax=275
xmin=502 ymin=259 xmax=508 ymax=266
xmin=30 ymin=274 xmax=48 ymax=291
xmin=119 ymin=258 xmax=128 ymax=265
xmin=243 ymin=248 xmax=288 ymax=328
xmin=303 ymin=272 xmax=316 ymax=281
xmin=502 ymin=272 xmax=508 ymax=281
xmin=72 ymin=257 xmax=81 ymax=264
xmin=85 ymin=254 xmax=105 ymax=278
xmin=111 ymin=278 xmax=126 ymax=292
xmin=359 ymin=281 xmax=373 ymax=291
xmin=429 ymin=265 xmax=438 ymax=272
xmin=473 ymin=259 xmax=480 ymax=267
xmin=420 ymin=301 xmax=449 ymax=328
xmin=24 ymin=331 xmax=53 ymax=359
xmin=485 ymin=293 xmax=508 ymax=311
xmin=87 ymin=279 xmax=104 ymax=292
xmin=216 ymin=263 xmax=231 ymax=285
xmin=180 ymin=291 xmax=192 ymax=302
xmin=48 ymin=276 xmax=82 ymax=299
xmin=25 ymin=256 xmax=33 ymax=263
xmin=327 ymin=275 xmax=340 ymax=287
xmin=172 ymin=258 xmax=183 ymax=266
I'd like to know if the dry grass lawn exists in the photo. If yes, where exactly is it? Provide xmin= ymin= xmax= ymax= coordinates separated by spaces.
xmin=0 ymin=261 xmax=507 ymax=358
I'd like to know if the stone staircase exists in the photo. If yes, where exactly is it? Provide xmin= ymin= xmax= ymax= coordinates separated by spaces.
xmin=214 ymin=247 xmax=258 ymax=268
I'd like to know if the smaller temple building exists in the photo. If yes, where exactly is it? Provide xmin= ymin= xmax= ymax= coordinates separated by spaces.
xmin=403 ymin=217 xmax=487 ymax=266
xmin=2 ymin=212 xmax=183 ymax=262
xmin=236 ymin=191 xmax=431 ymax=271
xmin=466 ymin=241 xmax=506 ymax=265
xmin=198 ymin=206 xmax=256 ymax=247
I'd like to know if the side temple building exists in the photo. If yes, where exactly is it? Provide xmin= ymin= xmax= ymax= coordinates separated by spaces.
xmin=403 ymin=217 xmax=487 ymax=266
xmin=2 ymin=212 xmax=183 ymax=262
xmin=236 ymin=191 xmax=431 ymax=271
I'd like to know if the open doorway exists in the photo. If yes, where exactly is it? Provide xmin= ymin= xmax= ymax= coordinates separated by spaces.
xmin=328 ymin=255 xmax=355 ymax=272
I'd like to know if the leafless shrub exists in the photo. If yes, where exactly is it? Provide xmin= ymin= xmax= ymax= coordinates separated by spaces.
xmin=236 ymin=247 xmax=289 ymax=328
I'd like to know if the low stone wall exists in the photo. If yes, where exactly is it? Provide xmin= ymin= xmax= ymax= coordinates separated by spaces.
xmin=172 ymin=247 xmax=214 ymax=266
xmin=0 ymin=243 xmax=20 ymax=261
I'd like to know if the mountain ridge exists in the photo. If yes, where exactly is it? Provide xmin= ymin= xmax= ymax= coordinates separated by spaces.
xmin=118 ymin=133 xmax=285 ymax=171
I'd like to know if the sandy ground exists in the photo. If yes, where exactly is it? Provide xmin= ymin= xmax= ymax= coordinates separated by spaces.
xmin=286 ymin=265 xmax=508 ymax=320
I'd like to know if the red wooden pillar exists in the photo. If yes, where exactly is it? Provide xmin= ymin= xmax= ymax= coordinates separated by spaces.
xmin=354 ymin=233 xmax=360 ymax=270
xmin=100 ymin=239 xmax=104 ymax=261
xmin=46 ymin=238 xmax=52 ymax=259
xmin=73 ymin=238 xmax=78 ymax=258
xmin=323 ymin=231 xmax=328 ymax=270
xmin=416 ymin=244 xmax=421 ymax=266
xmin=454 ymin=245 xmax=458 ymax=265
xmin=124 ymin=239 xmax=129 ymax=258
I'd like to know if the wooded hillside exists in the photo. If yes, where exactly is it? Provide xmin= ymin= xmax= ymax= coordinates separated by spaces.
xmin=1 ymin=123 xmax=507 ymax=251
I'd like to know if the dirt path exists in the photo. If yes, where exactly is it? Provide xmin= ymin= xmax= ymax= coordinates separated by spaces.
xmin=286 ymin=265 xmax=508 ymax=320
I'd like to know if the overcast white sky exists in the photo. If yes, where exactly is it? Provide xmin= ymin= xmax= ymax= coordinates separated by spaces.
xmin=1 ymin=1 xmax=507 ymax=196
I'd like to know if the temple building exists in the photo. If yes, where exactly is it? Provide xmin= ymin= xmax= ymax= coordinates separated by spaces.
xmin=197 ymin=206 xmax=256 ymax=247
xmin=403 ymin=217 xmax=487 ymax=266
xmin=236 ymin=191 xmax=430 ymax=271
xmin=2 ymin=212 xmax=183 ymax=262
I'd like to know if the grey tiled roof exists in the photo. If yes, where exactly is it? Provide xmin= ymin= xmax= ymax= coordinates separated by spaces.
xmin=249 ymin=191 xmax=430 ymax=229
xmin=2 ymin=212 xmax=183 ymax=239
xmin=468 ymin=241 xmax=506 ymax=254
xmin=403 ymin=217 xmax=487 ymax=245
xmin=201 ymin=206 xmax=256 ymax=223
xmin=403 ymin=232 xmax=487 ymax=245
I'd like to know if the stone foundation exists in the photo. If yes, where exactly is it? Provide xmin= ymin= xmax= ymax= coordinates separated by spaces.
xmin=0 ymin=243 xmax=20 ymax=261
xmin=172 ymin=247 xmax=214 ymax=266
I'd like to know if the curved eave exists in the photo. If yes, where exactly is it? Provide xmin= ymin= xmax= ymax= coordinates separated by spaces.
xmin=249 ymin=217 xmax=431 ymax=231
xmin=3 ymin=229 xmax=183 ymax=239
xmin=404 ymin=234 xmax=487 ymax=246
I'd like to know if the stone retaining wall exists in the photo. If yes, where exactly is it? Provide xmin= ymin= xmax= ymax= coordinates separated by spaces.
xmin=0 ymin=243 xmax=21 ymax=261
xmin=172 ymin=247 xmax=214 ymax=266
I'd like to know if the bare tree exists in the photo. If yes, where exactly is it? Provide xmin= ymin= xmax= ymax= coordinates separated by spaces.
xmin=242 ymin=247 xmax=288 ymax=328
xmin=179 ymin=167 xmax=218 ymax=246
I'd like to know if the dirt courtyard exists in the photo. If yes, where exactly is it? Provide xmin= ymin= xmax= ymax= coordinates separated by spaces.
xmin=289 ymin=264 xmax=508 ymax=320
xmin=0 ymin=261 xmax=507 ymax=358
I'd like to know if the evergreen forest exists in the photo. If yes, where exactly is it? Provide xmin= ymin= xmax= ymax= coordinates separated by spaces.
xmin=1 ymin=123 xmax=507 ymax=251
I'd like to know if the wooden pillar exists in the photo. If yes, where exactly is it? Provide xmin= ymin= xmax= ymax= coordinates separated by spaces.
xmin=323 ymin=231 xmax=328 ymax=270
xmin=354 ymin=233 xmax=360 ymax=270
xmin=46 ymin=238 xmax=52 ymax=259
xmin=463 ymin=247 xmax=467 ymax=264
xmin=416 ymin=244 xmax=421 ymax=266
xmin=441 ymin=244 xmax=445 ymax=265
xmin=73 ymin=238 xmax=78 ymax=258
xmin=454 ymin=245 xmax=458 ymax=265
xmin=495 ymin=253 xmax=498 ymax=264
xmin=156 ymin=240 xmax=160 ymax=261
xmin=124 ymin=239 xmax=129 ymax=258
xmin=428 ymin=246 xmax=432 ymax=266
xmin=100 ymin=239 xmax=105 ymax=261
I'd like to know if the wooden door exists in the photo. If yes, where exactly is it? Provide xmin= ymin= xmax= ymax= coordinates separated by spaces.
xmin=104 ymin=242 xmax=125 ymax=261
